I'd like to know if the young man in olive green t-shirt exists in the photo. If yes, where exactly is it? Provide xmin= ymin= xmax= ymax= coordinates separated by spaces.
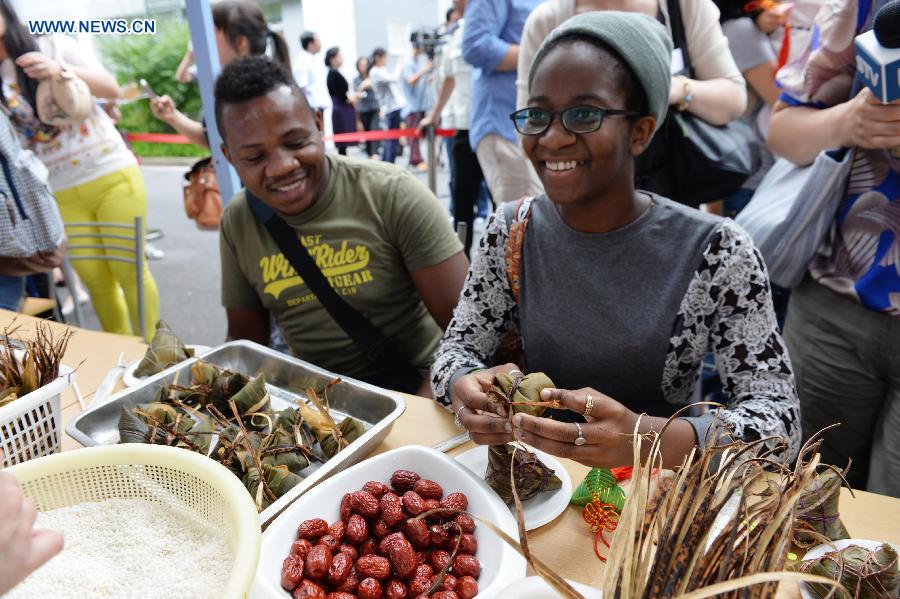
xmin=214 ymin=57 xmax=468 ymax=395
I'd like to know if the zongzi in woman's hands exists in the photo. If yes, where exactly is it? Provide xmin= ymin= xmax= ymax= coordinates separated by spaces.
xmin=134 ymin=320 xmax=193 ymax=377
xmin=488 ymin=371 xmax=557 ymax=417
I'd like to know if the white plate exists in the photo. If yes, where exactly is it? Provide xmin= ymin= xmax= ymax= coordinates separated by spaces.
xmin=498 ymin=576 xmax=602 ymax=599
xmin=799 ymin=538 xmax=900 ymax=599
xmin=252 ymin=445 xmax=526 ymax=599
xmin=122 ymin=345 xmax=211 ymax=387
xmin=455 ymin=444 xmax=572 ymax=531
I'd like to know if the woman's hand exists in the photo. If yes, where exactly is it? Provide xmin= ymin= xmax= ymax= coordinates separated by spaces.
xmin=450 ymin=363 xmax=520 ymax=445
xmin=15 ymin=53 xmax=62 ymax=81
xmin=511 ymin=387 xmax=639 ymax=467
xmin=668 ymin=76 xmax=686 ymax=106
xmin=755 ymin=5 xmax=790 ymax=34
xmin=149 ymin=95 xmax=177 ymax=124
xmin=839 ymin=87 xmax=900 ymax=151
xmin=0 ymin=471 xmax=64 ymax=595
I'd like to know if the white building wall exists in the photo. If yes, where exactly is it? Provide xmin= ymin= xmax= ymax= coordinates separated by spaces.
xmin=300 ymin=0 xmax=358 ymax=83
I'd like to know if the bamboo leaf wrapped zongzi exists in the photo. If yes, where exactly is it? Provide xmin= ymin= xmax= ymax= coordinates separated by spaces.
xmin=488 ymin=372 xmax=557 ymax=417
xmin=801 ymin=543 xmax=900 ymax=599
xmin=484 ymin=444 xmax=562 ymax=504
xmin=134 ymin=321 xmax=193 ymax=378
xmin=795 ymin=469 xmax=851 ymax=546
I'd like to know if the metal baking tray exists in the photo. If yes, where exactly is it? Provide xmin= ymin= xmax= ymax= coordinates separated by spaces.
xmin=66 ymin=340 xmax=406 ymax=527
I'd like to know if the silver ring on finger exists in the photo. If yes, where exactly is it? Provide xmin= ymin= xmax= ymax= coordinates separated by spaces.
xmin=508 ymin=369 xmax=524 ymax=378
xmin=574 ymin=422 xmax=586 ymax=446
xmin=454 ymin=406 xmax=466 ymax=428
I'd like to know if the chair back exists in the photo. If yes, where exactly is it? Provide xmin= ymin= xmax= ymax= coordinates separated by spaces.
xmin=62 ymin=217 xmax=145 ymax=339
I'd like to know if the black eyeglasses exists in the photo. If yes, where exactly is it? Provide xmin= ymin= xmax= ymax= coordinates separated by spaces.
xmin=509 ymin=105 xmax=639 ymax=136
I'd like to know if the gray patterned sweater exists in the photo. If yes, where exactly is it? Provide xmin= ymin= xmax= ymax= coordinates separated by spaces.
xmin=431 ymin=195 xmax=800 ymax=461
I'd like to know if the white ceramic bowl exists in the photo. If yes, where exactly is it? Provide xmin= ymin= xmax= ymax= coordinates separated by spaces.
xmin=252 ymin=445 xmax=527 ymax=598
xmin=497 ymin=576 xmax=602 ymax=598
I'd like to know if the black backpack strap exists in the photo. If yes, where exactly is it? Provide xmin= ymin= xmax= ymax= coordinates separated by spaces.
xmin=246 ymin=192 xmax=423 ymax=393
xmin=666 ymin=0 xmax=694 ymax=78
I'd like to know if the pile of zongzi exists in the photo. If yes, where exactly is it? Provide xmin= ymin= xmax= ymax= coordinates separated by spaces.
xmin=483 ymin=371 xmax=562 ymax=504
xmin=118 ymin=361 xmax=365 ymax=511
xmin=801 ymin=543 xmax=900 ymax=599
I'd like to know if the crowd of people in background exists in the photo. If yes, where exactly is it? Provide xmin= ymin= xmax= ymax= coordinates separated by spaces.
xmin=0 ymin=0 xmax=897 ymax=505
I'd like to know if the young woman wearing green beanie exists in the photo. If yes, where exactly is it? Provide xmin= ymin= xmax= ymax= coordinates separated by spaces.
xmin=431 ymin=11 xmax=798 ymax=468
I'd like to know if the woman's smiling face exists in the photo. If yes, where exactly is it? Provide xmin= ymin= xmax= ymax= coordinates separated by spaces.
xmin=522 ymin=40 xmax=652 ymax=207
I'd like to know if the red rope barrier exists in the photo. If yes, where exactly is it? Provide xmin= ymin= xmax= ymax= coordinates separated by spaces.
xmin=126 ymin=128 xmax=457 ymax=145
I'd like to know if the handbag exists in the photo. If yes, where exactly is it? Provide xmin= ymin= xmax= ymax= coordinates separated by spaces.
xmin=635 ymin=0 xmax=758 ymax=208
xmin=183 ymin=157 xmax=222 ymax=230
xmin=35 ymin=38 xmax=93 ymax=127
xmin=735 ymin=149 xmax=854 ymax=288
xmin=0 ymin=110 xmax=64 ymax=258
xmin=245 ymin=191 xmax=424 ymax=394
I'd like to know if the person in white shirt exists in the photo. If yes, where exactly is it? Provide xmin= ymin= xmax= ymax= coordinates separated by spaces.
xmin=368 ymin=47 xmax=407 ymax=163
xmin=419 ymin=0 xmax=486 ymax=253
xmin=294 ymin=31 xmax=331 ymax=114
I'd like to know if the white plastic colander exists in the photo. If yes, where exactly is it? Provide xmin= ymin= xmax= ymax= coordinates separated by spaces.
xmin=7 ymin=444 xmax=261 ymax=598
xmin=0 ymin=362 xmax=73 ymax=467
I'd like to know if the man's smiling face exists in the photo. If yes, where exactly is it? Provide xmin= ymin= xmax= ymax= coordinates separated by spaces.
xmin=221 ymin=85 xmax=330 ymax=217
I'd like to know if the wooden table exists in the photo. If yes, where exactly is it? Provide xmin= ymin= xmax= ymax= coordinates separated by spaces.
xmin=4 ymin=311 xmax=899 ymax=595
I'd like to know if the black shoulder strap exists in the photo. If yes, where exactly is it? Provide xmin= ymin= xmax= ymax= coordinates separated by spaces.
xmin=666 ymin=0 xmax=694 ymax=78
xmin=246 ymin=192 xmax=423 ymax=393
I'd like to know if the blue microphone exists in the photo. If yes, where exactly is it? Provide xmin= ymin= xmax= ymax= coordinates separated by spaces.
xmin=856 ymin=0 xmax=900 ymax=156
xmin=855 ymin=0 xmax=900 ymax=102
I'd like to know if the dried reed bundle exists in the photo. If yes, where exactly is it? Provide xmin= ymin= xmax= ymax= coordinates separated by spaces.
xmin=453 ymin=404 xmax=843 ymax=599
xmin=0 ymin=322 xmax=72 ymax=407
xmin=600 ymin=414 xmax=842 ymax=598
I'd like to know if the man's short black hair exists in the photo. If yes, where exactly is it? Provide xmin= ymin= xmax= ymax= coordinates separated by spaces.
xmin=300 ymin=30 xmax=317 ymax=50
xmin=214 ymin=55 xmax=311 ymax=141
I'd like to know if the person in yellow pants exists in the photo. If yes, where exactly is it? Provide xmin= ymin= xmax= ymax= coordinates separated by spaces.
xmin=55 ymin=165 xmax=159 ymax=338
xmin=0 ymin=2 xmax=159 ymax=339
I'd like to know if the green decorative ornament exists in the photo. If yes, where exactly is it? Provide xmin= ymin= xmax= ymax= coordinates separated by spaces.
xmin=570 ymin=468 xmax=626 ymax=513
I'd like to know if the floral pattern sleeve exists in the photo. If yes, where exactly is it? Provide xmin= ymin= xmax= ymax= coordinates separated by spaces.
xmin=664 ymin=221 xmax=801 ymax=461
xmin=430 ymin=207 xmax=518 ymax=407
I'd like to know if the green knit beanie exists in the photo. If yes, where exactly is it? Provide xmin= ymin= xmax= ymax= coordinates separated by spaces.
xmin=528 ymin=11 xmax=672 ymax=130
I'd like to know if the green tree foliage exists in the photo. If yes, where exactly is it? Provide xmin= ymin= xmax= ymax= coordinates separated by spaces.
xmin=98 ymin=19 xmax=207 ymax=157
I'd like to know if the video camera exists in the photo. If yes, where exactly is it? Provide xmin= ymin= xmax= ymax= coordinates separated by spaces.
xmin=410 ymin=25 xmax=454 ymax=60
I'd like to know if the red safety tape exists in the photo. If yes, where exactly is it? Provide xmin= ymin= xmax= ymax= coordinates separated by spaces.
xmin=127 ymin=132 xmax=193 ymax=144
xmin=126 ymin=128 xmax=456 ymax=145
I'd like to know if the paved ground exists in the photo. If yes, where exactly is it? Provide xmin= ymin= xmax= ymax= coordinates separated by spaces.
xmin=67 ymin=143 xmax=454 ymax=346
